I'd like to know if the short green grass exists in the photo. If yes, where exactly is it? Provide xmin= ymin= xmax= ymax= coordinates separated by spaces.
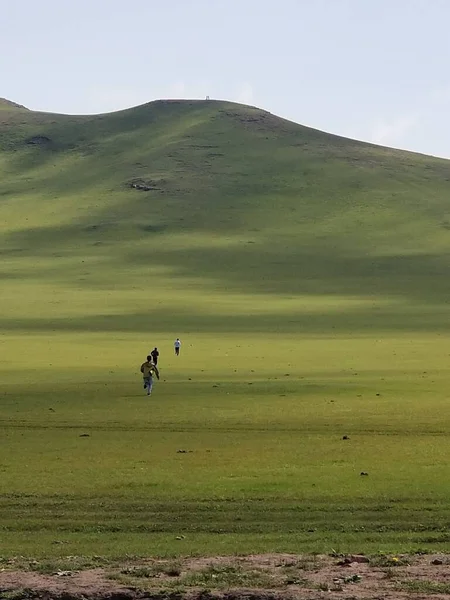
xmin=2 ymin=331 xmax=450 ymax=556
xmin=1 ymin=99 xmax=450 ymax=558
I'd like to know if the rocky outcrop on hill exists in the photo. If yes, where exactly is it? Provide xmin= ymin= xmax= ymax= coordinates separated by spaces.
xmin=128 ymin=178 xmax=163 ymax=191
xmin=26 ymin=135 xmax=52 ymax=145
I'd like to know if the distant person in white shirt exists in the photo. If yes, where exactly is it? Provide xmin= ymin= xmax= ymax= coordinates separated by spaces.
xmin=174 ymin=338 xmax=181 ymax=356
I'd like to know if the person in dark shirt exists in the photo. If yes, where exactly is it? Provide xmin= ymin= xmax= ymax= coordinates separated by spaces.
xmin=150 ymin=347 xmax=159 ymax=365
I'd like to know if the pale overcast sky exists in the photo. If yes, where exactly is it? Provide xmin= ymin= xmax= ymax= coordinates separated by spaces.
xmin=2 ymin=0 xmax=450 ymax=158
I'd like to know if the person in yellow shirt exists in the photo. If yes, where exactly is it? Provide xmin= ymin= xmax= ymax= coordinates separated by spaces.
xmin=140 ymin=355 xmax=160 ymax=396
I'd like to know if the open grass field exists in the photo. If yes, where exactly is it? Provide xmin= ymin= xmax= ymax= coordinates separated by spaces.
xmin=1 ymin=97 xmax=450 ymax=559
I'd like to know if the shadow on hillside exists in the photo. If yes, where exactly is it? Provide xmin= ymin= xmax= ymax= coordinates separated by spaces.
xmin=126 ymin=243 xmax=450 ymax=303
xmin=3 ymin=216 xmax=450 ymax=305
xmin=1 ymin=302 xmax=449 ymax=333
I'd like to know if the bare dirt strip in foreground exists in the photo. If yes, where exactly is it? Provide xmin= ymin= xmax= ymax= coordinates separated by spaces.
xmin=1 ymin=553 xmax=450 ymax=599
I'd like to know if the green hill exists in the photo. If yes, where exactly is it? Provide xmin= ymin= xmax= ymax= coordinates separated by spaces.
xmin=1 ymin=99 xmax=450 ymax=334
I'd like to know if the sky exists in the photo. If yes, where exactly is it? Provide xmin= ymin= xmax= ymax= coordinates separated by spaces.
xmin=2 ymin=0 xmax=450 ymax=158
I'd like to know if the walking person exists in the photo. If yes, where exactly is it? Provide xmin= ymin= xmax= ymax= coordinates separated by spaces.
xmin=150 ymin=347 xmax=159 ymax=365
xmin=140 ymin=355 xmax=160 ymax=396
xmin=174 ymin=338 xmax=181 ymax=356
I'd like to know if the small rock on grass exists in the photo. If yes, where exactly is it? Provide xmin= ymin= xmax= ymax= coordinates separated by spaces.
xmin=350 ymin=555 xmax=369 ymax=563
xmin=338 ymin=555 xmax=368 ymax=565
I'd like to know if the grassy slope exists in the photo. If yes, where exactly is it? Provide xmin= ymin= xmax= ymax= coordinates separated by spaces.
xmin=2 ymin=99 xmax=450 ymax=330
xmin=1 ymin=99 xmax=450 ymax=557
